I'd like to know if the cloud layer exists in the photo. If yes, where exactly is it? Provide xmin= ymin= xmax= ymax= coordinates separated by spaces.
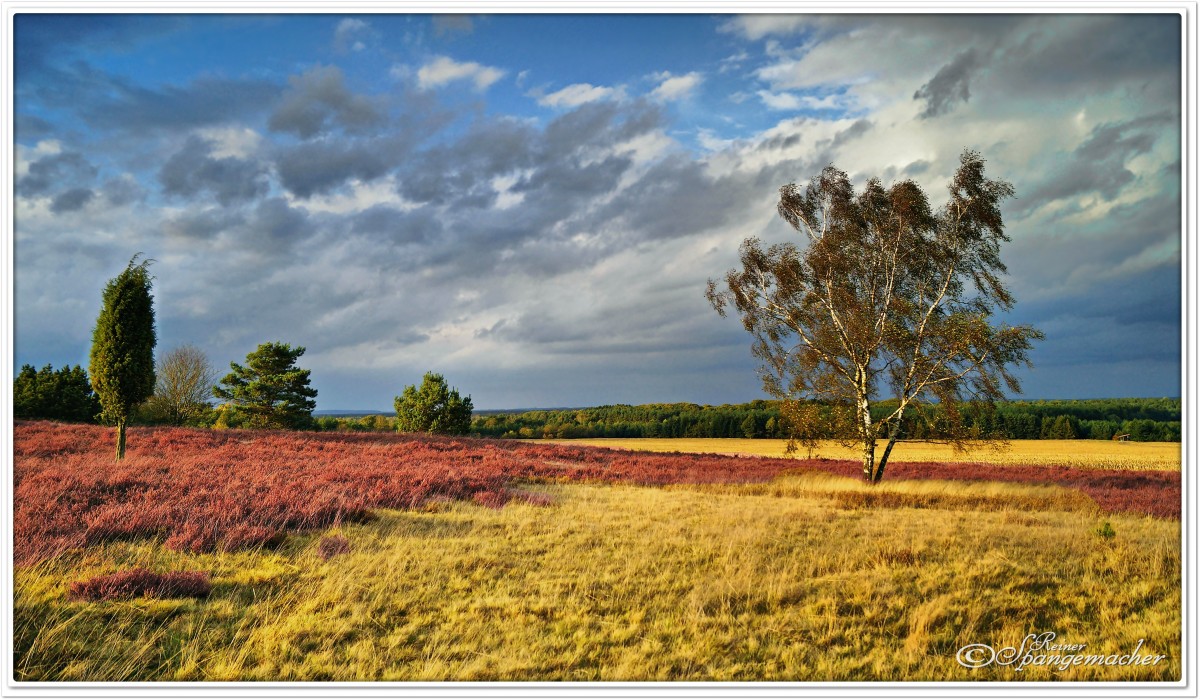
xmin=12 ymin=13 xmax=1183 ymax=408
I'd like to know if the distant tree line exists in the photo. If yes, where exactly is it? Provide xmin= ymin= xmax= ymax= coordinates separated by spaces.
xmin=15 ymin=376 xmax=1181 ymax=444
xmin=471 ymin=401 xmax=785 ymax=440
xmin=13 ymin=364 xmax=100 ymax=422
xmin=14 ymin=363 xmax=1179 ymax=444
xmin=467 ymin=398 xmax=1181 ymax=443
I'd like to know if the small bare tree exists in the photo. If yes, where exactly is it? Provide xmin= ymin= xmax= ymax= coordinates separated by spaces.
xmin=707 ymin=149 xmax=1043 ymax=482
xmin=146 ymin=344 xmax=216 ymax=425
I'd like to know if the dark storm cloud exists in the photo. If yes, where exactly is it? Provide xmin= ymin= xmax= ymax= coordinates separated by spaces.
xmin=1008 ymin=192 xmax=1179 ymax=293
xmin=1010 ymin=263 xmax=1179 ymax=374
xmin=84 ymin=73 xmax=283 ymax=133
xmin=755 ymin=132 xmax=801 ymax=152
xmin=590 ymin=155 xmax=788 ymax=244
xmin=18 ymin=151 xmax=97 ymax=197
xmin=263 ymin=99 xmax=669 ymax=283
xmin=268 ymin=65 xmax=385 ymax=139
xmin=397 ymin=118 xmax=538 ymax=205
xmin=913 ymin=48 xmax=982 ymax=119
xmin=879 ymin=158 xmax=932 ymax=184
xmin=101 ymin=176 xmax=146 ymax=207
xmin=275 ymin=138 xmax=396 ymax=198
xmin=350 ymin=205 xmax=442 ymax=245
xmin=996 ymin=15 xmax=1179 ymax=99
xmin=247 ymin=197 xmax=316 ymax=248
xmin=164 ymin=207 xmax=245 ymax=242
xmin=163 ymin=197 xmax=316 ymax=251
xmin=513 ymin=154 xmax=632 ymax=205
xmin=384 ymin=100 xmax=665 ymax=278
xmin=542 ymin=99 xmax=660 ymax=155
xmin=480 ymin=293 xmax=749 ymax=359
xmin=14 ymin=113 xmax=55 ymax=140
xmin=273 ymin=88 xmax=454 ymax=198
xmin=49 ymin=188 xmax=95 ymax=213
xmin=482 ymin=312 xmax=593 ymax=347
xmin=1016 ymin=114 xmax=1170 ymax=215
xmin=828 ymin=118 xmax=872 ymax=149
xmin=1003 ymin=190 xmax=1180 ymax=379
xmin=159 ymin=136 xmax=269 ymax=205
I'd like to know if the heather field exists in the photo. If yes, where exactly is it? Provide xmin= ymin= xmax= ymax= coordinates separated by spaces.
xmin=12 ymin=421 xmax=1182 ymax=681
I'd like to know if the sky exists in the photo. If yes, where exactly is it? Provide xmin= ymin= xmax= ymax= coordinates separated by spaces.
xmin=10 ymin=11 xmax=1184 ymax=410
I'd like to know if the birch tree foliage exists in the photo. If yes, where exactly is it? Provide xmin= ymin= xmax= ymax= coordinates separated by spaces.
xmin=707 ymin=149 xmax=1043 ymax=482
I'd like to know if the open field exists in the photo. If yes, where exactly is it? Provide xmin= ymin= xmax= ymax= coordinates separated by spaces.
xmin=12 ymin=422 xmax=1182 ymax=681
xmin=547 ymin=438 xmax=1182 ymax=471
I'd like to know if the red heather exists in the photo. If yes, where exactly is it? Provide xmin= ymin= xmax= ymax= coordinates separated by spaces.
xmin=14 ymin=421 xmax=1179 ymax=566
xmin=66 ymin=568 xmax=211 ymax=601
xmin=318 ymin=535 xmax=351 ymax=560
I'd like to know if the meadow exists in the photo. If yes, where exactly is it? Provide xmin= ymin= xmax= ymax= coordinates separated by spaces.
xmin=548 ymin=438 xmax=1182 ymax=471
xmin=12 ymin=421 xmax=1182 ymax=682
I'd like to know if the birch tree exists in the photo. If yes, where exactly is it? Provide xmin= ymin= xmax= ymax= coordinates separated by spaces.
xmin=707 ymin=149 xmax=1042 ymax=482
xmin=144 ymin=344 xmax=216 ymax=425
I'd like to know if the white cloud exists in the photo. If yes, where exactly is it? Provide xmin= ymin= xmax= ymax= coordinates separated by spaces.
xmin=650 ymin=71 xmax=703 ymax=101
xmin=291 ymin=176 xmax=413 ymax=215
xmin=719 ymin=50 xmax=751 ymax=74
xmin=333 ymin=18 xmax=371 ymax=53
xmin=537 ymin=83 xmax=619 ymax=108
xmin=756 ymin=90 xmax=802 ymax=110
xmin=720 ymin=15 xmax=810 ymax=40
xmin=697 ymin=129 xmax=736 ymax=152
xmin=417 ymin=55 xmax=506 ymax=91
xmin=492 ymin=172 xmax=527 ymax=210
xmin=195 ymin=126 xmax=263 ymax=159
xmin=756 ymin=90 xmax=854 ymax=111
xmin=14 ymin=139 xmax=62 ymax=177
xmin=388 ymin=63 xmax=411 ymax=81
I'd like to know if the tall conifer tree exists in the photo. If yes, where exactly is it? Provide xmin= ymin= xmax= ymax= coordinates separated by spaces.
xmin=90 ymin=255 xmax=156 ymax=460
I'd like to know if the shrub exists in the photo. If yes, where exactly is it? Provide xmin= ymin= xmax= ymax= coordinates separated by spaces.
xmin=472 ymin=489 xmax=511 ymax=509
xmin=67 ymin=568 xmax=211 ymax=602
xmin=317 ymin=535 xmax=351 ymax=560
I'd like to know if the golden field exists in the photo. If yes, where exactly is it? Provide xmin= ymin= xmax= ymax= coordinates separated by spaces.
xmin=15 ymin=472 xmax=1179 ymax=682
xmin=14 ymin=426 xmax=1181 ymax=682
xmin=547 ymin=438 xmax=1182 ymax=472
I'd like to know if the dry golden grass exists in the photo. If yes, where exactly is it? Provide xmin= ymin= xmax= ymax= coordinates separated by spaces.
xmin=546 ymin=438 xmax=1180 ymax=471
xmin=14 ymin=473 xmax=1179 ymax=682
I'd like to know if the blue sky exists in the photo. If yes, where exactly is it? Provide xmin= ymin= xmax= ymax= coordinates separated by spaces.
xmin=11 ymin=12 xmax=1183 ymax=409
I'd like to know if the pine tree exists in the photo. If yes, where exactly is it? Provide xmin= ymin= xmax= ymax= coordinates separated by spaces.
xmin=89 ymin=255 xmax=156 ymax=459
xmin=213 ymin=342 xmax=318 ymax=429
xmin=394 ymin=372 xmax=473 ymax=435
